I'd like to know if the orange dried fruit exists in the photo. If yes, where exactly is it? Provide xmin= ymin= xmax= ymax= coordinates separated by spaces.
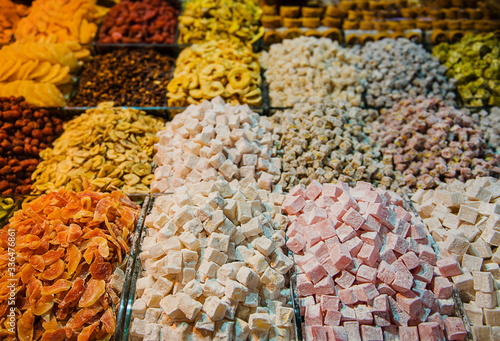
xmin=68 ymin=223 xmax=83 ymax=243
xmin=20 ymin=264 xmax=36 ymax=284
xmin=67 ymin=305 xmax=102 ymax=331
xmin=59 ymin=277 xmax=85 ymax=309
xmin=0 ymin=189 xmax=140 ymax=341
xmin=41 ymin=248 xmax=64 ymax=265
xmin=100 ymin=307 xmax=115 ymax=335
xmin=41 ymin=318 xmax=59 ymax=332
xmin=77 ymin=321 xmax=99 ymax=341
xmin=17 ymin=309 xmax=34 ymax=341
xmin=41 ymin=279 xmax=72 ymax=295
xmin=67 ymin=243 xmax=81 ymax=276
xmin=32 ymin=297 xmax=54 ymax=316
xmin=41 ymin=259 xmax=65 ymax=281
xmin=29 ymin=255 xmax=45 ymax=272
xmin=79 ymin=279 xmax=106 ymax=308
xmin=40 ymin=328 xmax=67 ymax=341
xmin=90 ymin=254 xmax=112 ymax=281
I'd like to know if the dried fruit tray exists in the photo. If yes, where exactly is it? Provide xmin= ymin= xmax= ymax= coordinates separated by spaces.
xmin=0 ymin=192 xmax=150 ymax=341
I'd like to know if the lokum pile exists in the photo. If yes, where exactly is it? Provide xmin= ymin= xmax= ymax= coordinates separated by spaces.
xmin=285 ymin=180 xmax=467 ymax=340
xmin=152 ymin=97 xmax=280 ymax=193
xmin=412 ymin=177 xmax=500 ymax=338
xmin=354 ymin=38 xmax=456 ymax=108
xmin=372 ymin=97 xmax=499 ymax=191
xmin=433 ymin=33 xmax=500 ymax=107
xmin=272 ymin=102 xmax=401 ymax=192
xmin=474 ymin=107 xmax=500 ymax=154
xmin=130 ymin=179 xmax=295 ymax=340
xmin=260 ymin=36 xmax=364 ymax=107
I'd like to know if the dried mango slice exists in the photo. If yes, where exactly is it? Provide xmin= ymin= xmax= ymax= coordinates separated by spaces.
xmin=0 ymin=189 xmax=140 ymax=341
xmin=17 ymin=309 xmax=35 ymax=341
xmin=59 ymin=277 xmax=85 ymax=308
xmin=41 ymin=279 xmax=72 ymax=295
xmin=100 ymin=307 xmax=115 ymax=335
xmin=89 ymin=254 xmax=112 ymax=281
xmin=41 ymin=259 xmax=65 ymax=281
xmin=67 ymin=305 xmax=102 ymax=331
xmin=77 ymin=321 xmax=99 ymax=341
xmin=78 ymin=279 xmax=106 ymax=308
xmin=40 ymin=328 xmax=67 ymax=341
xmin=67 ymin=243 xmax=81 ymax=276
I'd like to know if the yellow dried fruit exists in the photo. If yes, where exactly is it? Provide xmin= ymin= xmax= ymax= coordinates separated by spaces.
xmin=31 ymin=102 xmax=164 ymax=194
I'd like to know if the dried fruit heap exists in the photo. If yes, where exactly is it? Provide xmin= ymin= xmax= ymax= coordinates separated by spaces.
xmin=98 ymin=0 xmax=179 ymax=44
xmin=0 ymin=97 xmax=63 ymax=195
xmin=0 ymin=189 xmax=140 ymax=340
xmin=31 ymin=102 xmax=164 ymax=194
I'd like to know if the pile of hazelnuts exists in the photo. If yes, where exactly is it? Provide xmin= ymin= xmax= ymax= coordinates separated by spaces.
xmin=0 ymin=96 xmax=63 ymax=195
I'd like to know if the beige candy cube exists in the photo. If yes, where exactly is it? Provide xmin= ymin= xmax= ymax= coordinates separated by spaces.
xmin=178 ymin=293 xmax=203 ymax=321
xmin=142 ymin=288 xmax=163 ymax=308
xmin=225 ymin=279 xmax=249 ymax=302
xmin=476 ymin=291 xmax=498 ymax=309
xmin=464 ymin=303 xmax=484 ymax=326
xmin=132 ymin=298 xmax=148 ymax=319
xmin=463 ymin=254 xmax=484 ymax=272
xmin=485 ymin=307 xmax=500 ymax=326
xmin=470 ymin=238 xmax=493 ymax=258
xmin=203 ymin=296 xmax=227 ymax=320
xmin=204 ymin=247 xmax=229 ymax=266
xmin=179 ymin=231 xmax=201 ymax=250
xmin=152 ymin=277 xmax=174 ymax=296
xmin=482 ymin=227 xmax=500 ymax=246
xmin=474 ymin=272 xmax=495 ymax=293
xmin=458 ymin=204 xmax=479 ymax=224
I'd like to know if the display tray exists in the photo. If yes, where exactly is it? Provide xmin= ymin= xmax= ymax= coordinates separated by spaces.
xmin=60 ymin=47 xmax=269 ymax=117
xmin=0 ymin=192 xmax=150 ymax=341
xmin=291 ymin=195 xmax=473 ymax=341
xmin=120 ymin=192 xmax=299 ymax=341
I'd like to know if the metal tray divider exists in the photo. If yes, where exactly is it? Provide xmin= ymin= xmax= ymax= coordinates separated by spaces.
xmin=121 ymin=192 xmax=171 ymax=341
xmin=115 ymin=193 xmax=151 ymax=340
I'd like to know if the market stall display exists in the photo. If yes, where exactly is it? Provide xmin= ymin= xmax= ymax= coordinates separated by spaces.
xmin=177 ymin=0 xmax=264 ymax=44
xmin=260 ymin=36 xmax=363 ymax=107
xmin=31 ymin=102 xmax=164 ymax=194
xmin=272 ymin=102 xmax=402 ymax=192
xmin=71 ymin=49 xmax=174 ymax=107
xmin=14 ymin=0 xmax=107 ymax=44
xmin=0 ymin=37 xmax=89 ymax=107
xmin=0 ymin=0 xmax=29 ymax=44
xmin=1 ymin=0 xmax=500 ymax=338
xmin=284 ymin=180 xmax=467 ymax=340
xmin=98 ymin=0 xmax=179 ymax=44
xmin=372 ymin=97 xmax=499 ymax=191
xmin=151 ymin=97 xmax=278 ymax=193
xmin=433 ymin=33 xmax=500 ymax=107
xmin=0 ymin=189 xmax=141 ymax=340
xmin=167 ymin=41 xmax=262 ymax=107
xmin=411 ymin=177 xmax=500 ymax=338
xmin=0 ymin=97 xmax=63 ymax=195
xmin=129 ymin=179 xmax=294 ymax=340
xmin=354 ymin=38 xmax=456 ymax=108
